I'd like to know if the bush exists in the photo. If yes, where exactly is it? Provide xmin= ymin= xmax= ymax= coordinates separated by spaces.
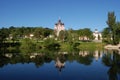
xmin=43 ymin=38 xmax=60 ymax=49
xmin=20 ymin=38 xmax=36 ymax=54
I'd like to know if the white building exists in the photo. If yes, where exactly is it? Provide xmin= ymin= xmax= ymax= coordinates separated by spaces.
xmin=93 ymin=29 xmax=102 ymax=40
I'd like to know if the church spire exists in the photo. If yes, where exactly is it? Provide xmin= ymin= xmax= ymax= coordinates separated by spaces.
xmin=58 ymin=17 xmax=61 ymax=23
xmin=58 ymin=16 xmax=61 ymax=20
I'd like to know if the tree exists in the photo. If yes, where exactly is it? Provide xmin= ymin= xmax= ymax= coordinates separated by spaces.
xmin=105 ymin=12 xmax=120 ymax=45
xmin=106 ymin=12 xmax=118 ymax=45
xmin=66 ymin=29 xmax=79 ymax=43
xmin=43 ymin=38 xmax=60 ymax=50
xmin=9 ymin=26 xmax=20 ymax=42
xmin=20 ymin=38 xmax=35 ymax=54
xmin=0 ymin=28 xmax=9 ymax=43
xmin=77 ymin=28 xmax=93 ymax=41
xmin=34 ymin=28 xmax=43 ymax=42
xmin=102 ymin=27 xmax=112 ymax=44
xmin=43 ymin=28 xmax=53 ymax=38
xmin=66 ymin=29 xmax=74 ymax=43
xmin=83 ymin=28 xmax=93 ymax=40
xmin=58 ymin=30 xmax=67 ymax=41
xmin=116 ymin=22 xmax=120 ymax=43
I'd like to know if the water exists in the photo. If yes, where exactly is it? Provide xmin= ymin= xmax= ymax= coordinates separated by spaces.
xmin=0 ymin=50 xmax=120 ymax=80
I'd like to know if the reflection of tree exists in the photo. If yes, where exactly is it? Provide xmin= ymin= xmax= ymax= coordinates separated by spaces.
xmin=102 ymin=50 xmax=120 ymax=80
xmin=77 ymin=55 xmax=93 ymax=65
xmin=0 ymin=53 xmax=47 ymax=68
xmin=31 ymin=56 xmax=45 ymax=68
xmin=76 ymin=51 xmax=93 ymax=65
xmin=0 ymin=54 xmax=10 ymax=68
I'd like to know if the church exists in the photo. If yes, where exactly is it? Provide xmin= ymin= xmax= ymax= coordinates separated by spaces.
xmin=54 ymin=19 xmax=65 ymax=36
xmin=93 ymin=29 xmax=102 ymax=40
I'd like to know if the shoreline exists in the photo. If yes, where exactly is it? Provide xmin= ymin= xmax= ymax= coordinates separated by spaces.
xmin=104 ymin=44 xmax=120 ymax=50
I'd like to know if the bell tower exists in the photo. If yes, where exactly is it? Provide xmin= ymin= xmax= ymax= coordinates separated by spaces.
xmin=54 ymin=19 xmax=65 ymax=36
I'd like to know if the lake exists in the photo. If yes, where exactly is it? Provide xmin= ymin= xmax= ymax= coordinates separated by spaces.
xmin=0 ymin=49 xmax=120 ymax=80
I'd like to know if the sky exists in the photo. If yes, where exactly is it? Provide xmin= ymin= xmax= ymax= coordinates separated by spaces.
xmin=0 ymin=0 xmax=120 ymax=31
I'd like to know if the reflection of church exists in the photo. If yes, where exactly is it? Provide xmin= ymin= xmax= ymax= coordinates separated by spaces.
xmin=79 ymin=50 xmax=103 ymax=61
xmin=93 ymin=50 xmax=103 ymax=61
xmin=55 ymin=57 xmax=65 ymax=72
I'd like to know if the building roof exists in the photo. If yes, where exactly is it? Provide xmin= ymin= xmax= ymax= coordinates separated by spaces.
xmin=55 ymin=19 xmax=64 ymax=25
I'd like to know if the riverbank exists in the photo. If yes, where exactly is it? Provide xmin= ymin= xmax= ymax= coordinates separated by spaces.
xmin=104 ymin=44 xmax=120 ymax=50
xmin=78 ymin=42 xmax=104 ymax=50
xmin=1 ymin=40 xmax=105 ymax=53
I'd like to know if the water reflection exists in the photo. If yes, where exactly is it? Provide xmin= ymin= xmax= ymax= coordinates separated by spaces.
xmin=0 ymin=49 xmax=120 ymax=80
xmin=102 ymin=50 xmax=120 ymax=80
xmin=55 ymin=57 xmax=65 ymax=72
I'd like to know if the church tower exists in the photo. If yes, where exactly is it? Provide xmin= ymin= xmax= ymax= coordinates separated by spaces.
xmin=54 ymin=19 xmax=65 ymax=36
xmin=93 ymin=29 xmax=102 ymax=40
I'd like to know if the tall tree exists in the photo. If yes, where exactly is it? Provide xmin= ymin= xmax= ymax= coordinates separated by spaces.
xmin=0 ymin=28 xmax=9 ymax=43
xmin=102 ymin=27 xmax=111 ymax=44
xmin=106 ymin=12 xmax=118 ymax=45
xmin=116 ymin=22 xmax=120 ymax=43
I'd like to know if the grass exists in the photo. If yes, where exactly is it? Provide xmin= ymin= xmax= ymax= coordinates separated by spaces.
xmin=60 ymin=42 xmax=72 ymax=51
xmin=3 ymin=39 xmax=105 ymax=52
xmin=78 ymin=42 xmax=105 ymax=50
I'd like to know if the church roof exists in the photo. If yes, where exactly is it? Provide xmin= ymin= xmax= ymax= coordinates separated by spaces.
xmin=55 ymin=19 xmax=64 ymax=25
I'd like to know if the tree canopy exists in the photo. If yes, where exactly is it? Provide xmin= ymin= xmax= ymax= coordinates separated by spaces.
xmin=103 ymin=12 xmax=120 ymax=45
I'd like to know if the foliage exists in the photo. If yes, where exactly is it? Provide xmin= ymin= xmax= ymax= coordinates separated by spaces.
xmin=102 ymin=50 xmax=120 ymax=80
xmin=102 ymin=27 xmax=112 ymax=44
xmin=65 ymin=29 xmax=78 ymax=43
xmin=0 ymin=28 xmax=9 ymax=43
xmin=77 ymin=54 xmax=93 ymax=65
xmin=106 ymin=12 xmax=120 ymax=45
xmin=58 ymin=30 xmax=67 ymax=41
xmin=43 ymin=28 xmax=53 ymax=37
xmin=34 ymin=27 xmax=43 ymax=41
xmin=77 ymin=28 xmax=93 ymax=41
xmin=43 ymin=38 xmax=60 ymax=50
xmin=20 ymin=38 xmax=36 ymax=54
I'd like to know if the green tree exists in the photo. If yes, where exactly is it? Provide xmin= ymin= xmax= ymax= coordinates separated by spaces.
xmin=34 ymin=28 xmax=43 ymax=42
xmin=9 ymin=26 xmax=20 ymax=42
xmin=66 ymin=29 xmax=73 ymax=43
xmin=106 ymin=12 xmax=118 ymax=45
xmin=58 ymin=30 xmax=67 ymax=41
xmin=20 ymin=38 xmax=35 ymax=54
xmin=43 ymin=28 xmax=53 ymax=38
xmin=83 ymin=28 xmax=93 ymax=40
xmin=77 ymin=28 xmax=93 ymax=41
xmin=102 ymin=27 xmax=112 ymax=44
xmin=0 ymin=28 xmax=9 ymax=43
xmin=43 ymin=38 xmax=60 ymax=49
xmin=116 ymin=22 xmax=120 ymax=43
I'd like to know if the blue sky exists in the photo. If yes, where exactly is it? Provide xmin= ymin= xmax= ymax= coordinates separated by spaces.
xmin=0 ymin=0 xmax=120 ymax=31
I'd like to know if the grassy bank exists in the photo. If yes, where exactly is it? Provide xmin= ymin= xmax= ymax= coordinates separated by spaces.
xmin=1 ymin=39 xmax=105 ymax=54
xmin=78 ymin=42 xmax=105 ymax=50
